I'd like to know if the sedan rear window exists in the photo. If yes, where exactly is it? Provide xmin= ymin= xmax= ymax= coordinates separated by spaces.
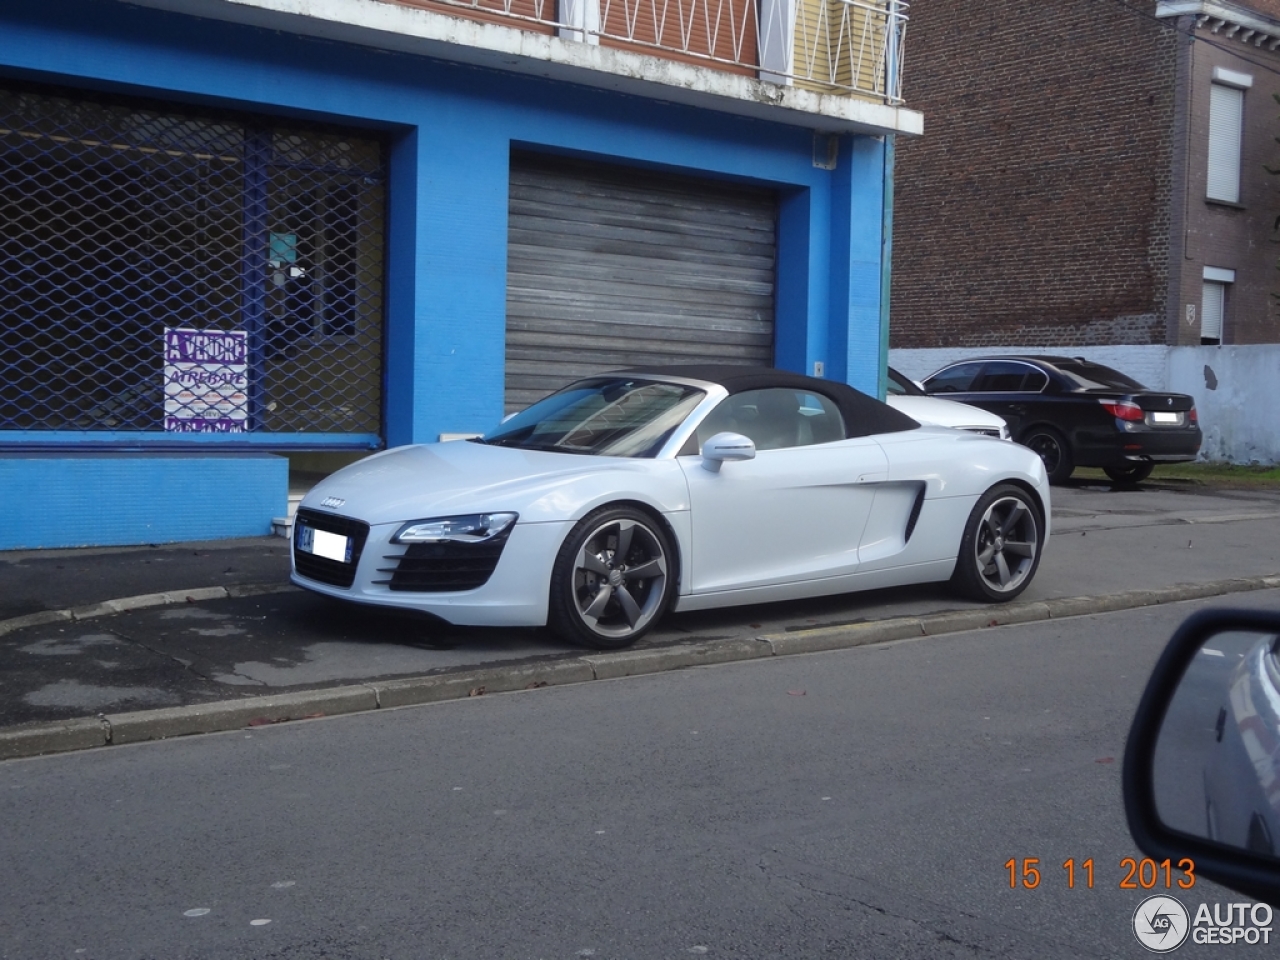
xmin=480 ymin=378 xmax=706 ymax=457
xmin=1054 ymin=361 xmax=1146 ymax=391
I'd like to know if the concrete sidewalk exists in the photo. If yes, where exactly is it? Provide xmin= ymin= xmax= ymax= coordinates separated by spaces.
xmin=3 ymin=478 xmax=1280 ymax=761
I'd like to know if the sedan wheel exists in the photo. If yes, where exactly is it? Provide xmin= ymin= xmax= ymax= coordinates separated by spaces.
xmin=1104 ymin=463 xmax=1154 ymax=484
xmin=1023 ymin=427 xmax=1073 ymax=485
xmin=952 ymin=485 xmax=1043 ymax=602
xmin=549 ymin=506 xmax=674 ymax=649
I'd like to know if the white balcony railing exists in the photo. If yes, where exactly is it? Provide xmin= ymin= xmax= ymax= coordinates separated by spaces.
xmin=382 ymin=0 xmax=908 ymax=103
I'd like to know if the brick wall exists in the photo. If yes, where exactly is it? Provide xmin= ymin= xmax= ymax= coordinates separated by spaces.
xmin=890 ymin=0 xmax=1179 ymax=348
xmin=1177 ymin=22 xmax=1280 ymax=346
xmin=1242 ymin=0 xmax=1280 ymax=17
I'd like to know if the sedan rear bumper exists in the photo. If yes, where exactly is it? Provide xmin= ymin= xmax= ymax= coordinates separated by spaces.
xmin=1077 ymin=423 xmax=1201 ymax=467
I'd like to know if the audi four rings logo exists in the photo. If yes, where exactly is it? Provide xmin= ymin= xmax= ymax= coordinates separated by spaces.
xmin=320 ymin=496 xmax=346 ymax=509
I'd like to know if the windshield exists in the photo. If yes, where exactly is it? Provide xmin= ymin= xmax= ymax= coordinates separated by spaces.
xmin=479 ymin=378 xmax=707 ymax=457
xmin=886 ymin=367 xmax=924 ymax=397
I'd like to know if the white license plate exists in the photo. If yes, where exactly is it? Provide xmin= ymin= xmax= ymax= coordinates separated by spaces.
xmin=1151 ymin=411 xmax=1180 ymax=424
xmin=297 ymin=524 xmax=352 ymax=563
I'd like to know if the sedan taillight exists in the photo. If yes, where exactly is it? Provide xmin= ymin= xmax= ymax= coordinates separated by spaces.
xmin=1189 ymin=406 xmax=1198 ymax=424
xmin=1100 ymin=399 xmax=1145 ymax=422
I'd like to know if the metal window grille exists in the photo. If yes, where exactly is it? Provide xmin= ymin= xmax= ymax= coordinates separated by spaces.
xmin=0 ymin=82 xmax=386 ymax=444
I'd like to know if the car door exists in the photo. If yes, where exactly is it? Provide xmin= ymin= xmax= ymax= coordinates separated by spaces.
xmin=966 ymin=361 xmax=1050 ymax=437
xmin=678 ymin=388 xmax=889 ymax=594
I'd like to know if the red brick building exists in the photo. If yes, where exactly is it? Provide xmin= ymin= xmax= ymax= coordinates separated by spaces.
xmin=891 ymin=0 xmax=1280 ymax=353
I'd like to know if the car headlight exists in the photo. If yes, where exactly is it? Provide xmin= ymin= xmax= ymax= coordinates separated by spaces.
xmin=393 ymin=513 xmax=518 ymax=544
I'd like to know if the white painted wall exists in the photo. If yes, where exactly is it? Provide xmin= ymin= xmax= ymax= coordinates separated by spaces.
xmin=1168 ymin=346 xmax=1280 ymax=464
xmin=890 ymin=344 xmax=1279 ymax=464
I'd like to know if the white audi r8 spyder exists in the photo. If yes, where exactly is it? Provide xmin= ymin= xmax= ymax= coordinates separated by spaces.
xmin=291 ymin=366 xmax=1051 ymax=649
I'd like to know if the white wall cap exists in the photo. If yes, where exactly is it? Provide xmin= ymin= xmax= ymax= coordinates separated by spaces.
xmin=1157 ymin=1 xmax=1280 ymax=42
xmin=1212 ymin=67 xmax=1254 ymax=89
xmin=1204 ymin=265 xmax=1236 ymax=282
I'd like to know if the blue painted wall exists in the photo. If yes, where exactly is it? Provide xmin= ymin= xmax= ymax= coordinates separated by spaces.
xmin=0 ymin=454 xmax=287 ymax=550
xmin=0 ymin=0 xmax=889 ymax=545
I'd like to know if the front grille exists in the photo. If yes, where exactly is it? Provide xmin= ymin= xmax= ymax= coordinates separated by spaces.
xmin=293 ymin=508 xmax=370 ymax=588
xmin=376 ymin=537 xmax=510 ymax=593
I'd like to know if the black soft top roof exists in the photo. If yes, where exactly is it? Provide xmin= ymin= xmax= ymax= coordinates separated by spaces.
xmin=612 ymin=364 xmax=920 ymax=439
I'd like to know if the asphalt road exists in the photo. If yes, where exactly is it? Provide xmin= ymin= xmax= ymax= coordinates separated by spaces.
xmin=5 ymin=592 xmax=1279 ymax=959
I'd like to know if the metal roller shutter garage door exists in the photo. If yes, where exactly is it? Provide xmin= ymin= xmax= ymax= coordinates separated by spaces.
xmin=505 ymin=152 xmax=777 ymax=411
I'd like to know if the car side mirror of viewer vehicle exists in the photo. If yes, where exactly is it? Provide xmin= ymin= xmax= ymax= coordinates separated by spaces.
xmin=700 ymin=432 xmax=756 ymax=473
xmin=1124 ymin=608 xmax=1280 ymax=905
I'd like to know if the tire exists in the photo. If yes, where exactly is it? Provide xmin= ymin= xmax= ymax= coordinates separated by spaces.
xmin=951 ymin=484 xmax=1044 ymax=603
xmin=548 ymin=505 xmax=675 ymax=649
xmin=1022 ymin=427 xmax=1074 ymax=485
xmin=1104 ymin=463 xmax=1154 ymax=484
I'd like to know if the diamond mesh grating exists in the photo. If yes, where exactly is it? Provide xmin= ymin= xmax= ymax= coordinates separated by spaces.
xmin=0 ymin=83 xmax=386 ymax=441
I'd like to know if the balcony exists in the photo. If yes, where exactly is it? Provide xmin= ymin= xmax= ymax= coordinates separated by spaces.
xmin=131 ymin=0 xmax=918 ymax=135
xmin=392 ymin=0 xmax=908 ymax=103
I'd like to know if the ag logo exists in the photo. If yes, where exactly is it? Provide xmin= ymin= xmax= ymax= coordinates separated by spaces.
xmin=1133 ymin=895 xmax=1190 ymax=953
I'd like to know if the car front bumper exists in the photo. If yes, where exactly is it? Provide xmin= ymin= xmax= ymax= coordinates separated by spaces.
xmin=291 ymin=515 xmax=575 ymax=627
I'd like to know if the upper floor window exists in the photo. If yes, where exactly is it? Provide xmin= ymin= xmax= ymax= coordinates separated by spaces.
xmin=1207 ymin=68 xmax=1252 ymax=204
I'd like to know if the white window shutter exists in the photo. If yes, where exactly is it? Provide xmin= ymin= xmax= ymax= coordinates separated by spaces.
xmin=1201 ymin=281 xmax=1225 ymax=341
xmin=1207 ymin=84 xmax=1243 ymax=203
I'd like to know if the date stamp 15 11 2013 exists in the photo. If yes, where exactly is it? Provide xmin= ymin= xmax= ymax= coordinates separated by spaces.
xmin=1005 ymin=857 xmax=1196 ymax=890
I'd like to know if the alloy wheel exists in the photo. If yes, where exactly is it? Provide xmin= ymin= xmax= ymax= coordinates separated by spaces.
xmin=973 ymin=495 xmax=1039 ymax=595
xmin=571 ymin=517 xmax=669 ymax=641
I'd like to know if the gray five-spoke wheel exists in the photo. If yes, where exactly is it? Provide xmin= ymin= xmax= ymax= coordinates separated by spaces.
xmin=973 ymin=495 xmax=1038 ymax=594
xmin=550 ymin=506 xmax=674 ymax=648
xmin=953 ymin=484 xmax=1043 ymax=603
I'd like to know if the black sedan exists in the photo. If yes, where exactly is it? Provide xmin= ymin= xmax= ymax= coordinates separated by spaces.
xmin=921 ymin=356 xmax=1201 ymax=484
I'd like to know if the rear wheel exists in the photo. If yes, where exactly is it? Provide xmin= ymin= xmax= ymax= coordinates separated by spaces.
xmin=1104 ymin=463 xmax=1154 ymax=484
xmin=548 ymin=505 xmax=674 ymax=649
xmin=1023 ymin=426 xmax=1073 ymax=484
xmin=952 ymin=484 xmax=1043 ymax=603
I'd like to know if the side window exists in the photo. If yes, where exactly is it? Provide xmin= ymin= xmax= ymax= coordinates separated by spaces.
xmin=924 ymin=362 xmax=982 ymax=394
xmin=693 ymin=388 xmax=844 ymax=452
xmin=973 ymin=361 xmax=1035 ymax=392
xmin=795 ymin=391 xmax=845 ymax=446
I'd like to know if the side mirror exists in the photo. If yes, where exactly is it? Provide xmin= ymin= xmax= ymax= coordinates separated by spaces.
xmin=1124 ymin=607 xmax=1280 ymax=906
xmin=700 ymin=432 xmax=755 ymax=473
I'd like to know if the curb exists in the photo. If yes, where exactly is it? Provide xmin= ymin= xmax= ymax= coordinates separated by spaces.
xmin=3 ymin=574 xmax=1280 ymax=762
xmin=0 ymin=583 xmax=299 ymax=638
